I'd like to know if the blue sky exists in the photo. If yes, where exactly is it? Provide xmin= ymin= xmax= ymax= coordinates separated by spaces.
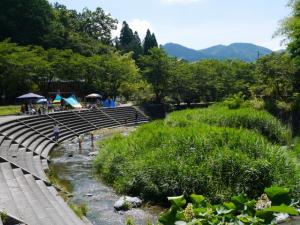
xmin=49 ymin=0 xmax=291 ymax=50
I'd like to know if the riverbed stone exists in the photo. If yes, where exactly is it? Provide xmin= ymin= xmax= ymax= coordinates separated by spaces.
xmin=114 ymin=196 xmax=142 ymax=211
xmin=88 ymin=152 xmax=97 ymax=157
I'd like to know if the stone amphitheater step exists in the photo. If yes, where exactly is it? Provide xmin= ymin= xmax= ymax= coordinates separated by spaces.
xmin=11 ymin=166 xmax=57 ymax=225
xmin=3 ymin=164 xmax=42 ymax=225
xmin=0 ymin=106 xmax=150 ymax=225
xmin=36 ymin=180 xmax=84 ymax=225
xmin=25 ymin=174 xmax=72 ymax=225
xmin=15 ymin=130 xmax=36 ymax=146
xmin=35 ymin=139 xmax=52 ymax=155
xmin=0 ymin=121 xmax=18 ymax=133
xmin=102 ymin=106 xmax=149 ymax=124
xmin=0 ymin=162 xmax=21 ymax=220
xmin=41 ymin=142 xmax=56 ymax=159
xmin=1 ymin=124 xmax=27 ymax=137
xmin=0 ymin=136 xmax=4 ymax=146
xmin=2 ymin=152 xmax=44 ymax=182
xmin=75 ymin=110 xmax=120 ymax=128
xmin=47 ymin=186 xmax=85 ymax=225
xmin=0 ymin=217 xmax=2 ymax=225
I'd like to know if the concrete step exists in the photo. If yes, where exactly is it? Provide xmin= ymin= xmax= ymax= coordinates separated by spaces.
xmin=0 ymin=136 xmax=4 ymax=146
xmin=41 ymin=143 xmax=56 ymax=159
xmin=22 ymin=134 xmax=40 ymax=148
xmin=32 ymin=156 xmax=47 ymax=181
xmin=36 ymin=180 xmax=81 ymax=225
xmin=47 ymin=186 xmax=85 ymax=225
xmin=25 ymin=174 xmax=65 ymax=225
xmin=12 ymin=167 xmax=53 ymax=225
xmin=15 ymin=130 xmax=36 ymax=145
xmin=0 ymin=163 xmax=20 ymax=219
xmin=35 ymin=139 xmax=52 ymax=155
xmin=9 ymin=168 xmax=42 ymax=224
xmin=2 ymin=124 xmax=26 ymax=137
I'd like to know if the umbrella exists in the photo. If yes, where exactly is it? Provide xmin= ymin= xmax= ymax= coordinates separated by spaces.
xmin=17 ymin=93 xmax=44 ymax=99
xmin=37 ymin=98 xmax=47 ymax=104
xmin=85 ymin=93 xmax=101 ymax=98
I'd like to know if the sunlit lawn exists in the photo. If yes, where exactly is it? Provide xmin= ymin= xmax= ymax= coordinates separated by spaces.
xmin=0 ymin=105 xmax=20 ymax=116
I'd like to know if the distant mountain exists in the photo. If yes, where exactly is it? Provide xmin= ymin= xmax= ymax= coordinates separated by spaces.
xmin=162 ymin=43 xmax=273 ymax=62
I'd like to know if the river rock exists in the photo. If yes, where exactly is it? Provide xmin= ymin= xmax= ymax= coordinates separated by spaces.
xmin=88 ymin=152 xmax=97 ymax=157
xmin=114 ymin=196 xmax=142 ymax=211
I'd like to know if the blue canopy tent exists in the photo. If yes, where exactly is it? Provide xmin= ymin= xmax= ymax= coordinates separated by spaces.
xmin=103 ymin=99 xmax=116 ymax=108
xmin=53 ymin=94 xmax=62 ymax=104
xmin=63 ymin=95 xmax=82 ymax=108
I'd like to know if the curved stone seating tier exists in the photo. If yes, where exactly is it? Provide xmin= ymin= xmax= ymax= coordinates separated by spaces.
xmin=102 ymin=106 xmax=149 ymax=125
xmin=0 ymin=106 xmax=148 ymax=225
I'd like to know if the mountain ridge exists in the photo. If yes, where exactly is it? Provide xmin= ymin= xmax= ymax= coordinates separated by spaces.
xmin=162 ymin=42 xmax=273 ymax=62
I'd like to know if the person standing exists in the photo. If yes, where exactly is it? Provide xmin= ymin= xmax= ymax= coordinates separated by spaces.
xmin=135 ymin=111 xmax=139 ymax=123
xmin=53 ymin=124 xmax=60 ymax=142
xmin=90 ymin=133 xmax=94 ymax=147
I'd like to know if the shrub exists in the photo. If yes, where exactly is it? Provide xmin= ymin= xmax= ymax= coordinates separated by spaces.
xmin=224 ymin=93 xmax=245 ymax=109
xmin=94 ymin=111 xmax=298 ymax=204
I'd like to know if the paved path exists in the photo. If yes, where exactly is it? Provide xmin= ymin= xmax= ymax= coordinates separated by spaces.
xmin=0 ymin=115 xmax=29 ymax=124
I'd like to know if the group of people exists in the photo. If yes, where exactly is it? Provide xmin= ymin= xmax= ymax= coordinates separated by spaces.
xmin=20 ymin=103 xmax=48 ymax=115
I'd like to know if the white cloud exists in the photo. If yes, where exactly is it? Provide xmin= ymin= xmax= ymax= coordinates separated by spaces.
xmin=129 ymin=19 xmax=154 ymax=38
xmin=112 ymin=19 xmax=154 ymax=40
xmin=161 ymin=0 xmax=206 ymax=4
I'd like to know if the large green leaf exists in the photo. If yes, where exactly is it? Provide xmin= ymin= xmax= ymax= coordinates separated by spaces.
xmin=264 ymin=186 xmax=289 ymax=199
xmin=231 ymin=194 xmax=249 ymax=210
xmin=168 ymin=196 xmax=187 ymax=208
xmin=264 ymin=186 xmax=290 ymax=205
xmin=263 ymin=204 xmax=299 ymax=216
xmin=223 ymin=202 xmax=236 ymax=210
xmin=159 ymin=207 xmax=178 ymax=225
xmin=190 ymin=194 xmax=206 ymax=207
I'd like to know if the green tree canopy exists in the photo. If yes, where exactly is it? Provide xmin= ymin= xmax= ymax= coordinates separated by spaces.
xmin=140 ymin=48 xmax=173 ymax=103
xmin=143 ymin=29 xmax=158 ymax=55
xmin=0 ymin=0 xmax=53 ymax=45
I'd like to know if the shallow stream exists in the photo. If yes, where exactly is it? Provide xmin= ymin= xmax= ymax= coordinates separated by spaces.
xmin=49 ymin=129 xmax=161 ymax=225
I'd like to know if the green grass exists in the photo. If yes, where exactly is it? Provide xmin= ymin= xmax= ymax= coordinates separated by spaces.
xmin=94 ymin=105 xmax=299 ymax=205
xmin=165 ymin=105 xmax=292 ymax=145
xmin=0 ymin=105 xmax=20 ymax=116
xmin=69 ymin=203 xmax=88 ymax=219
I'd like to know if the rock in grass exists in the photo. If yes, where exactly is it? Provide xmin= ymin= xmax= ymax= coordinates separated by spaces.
xmin=114 ymin=196 xmax=142 ymax=211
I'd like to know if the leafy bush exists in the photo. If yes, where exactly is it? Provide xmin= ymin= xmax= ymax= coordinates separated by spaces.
xmin=94 ymin=107 xmax=298 ymax=204
xmin=159 ymin=186 xmax=299 ymax=225
xmin=165 ymin=105 xmax=292 ymax=144
xmin=224 ymin=93 xmax=245 ymax=109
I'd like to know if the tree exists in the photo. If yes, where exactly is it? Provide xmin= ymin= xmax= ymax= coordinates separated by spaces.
xmin=169 ymin=60 xmax=198 ymax=105
xmin=119 ymin=21 xmax=134 ymax=46
xmin=139 ymin=48 xmax=173 ymax=103
xmin=79 ymin=7 xmax=118 ymax=44
xmin=252 ymin=52 xmax=296 ymax=105
xmin=118 ymin=22 xmax=143 ymax=60
xmin=0 ymin=0 xmax=53 ymax=45
xmin=143 ymin=29 xmax=158 ymax=54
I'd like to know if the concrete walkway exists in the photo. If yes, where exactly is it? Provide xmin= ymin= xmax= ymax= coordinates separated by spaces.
xmin=0 ymin=115 xmax=29 ymax=124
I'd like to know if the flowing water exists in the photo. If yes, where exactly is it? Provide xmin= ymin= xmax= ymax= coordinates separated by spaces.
xmin=49 ymin=129 xmax=161 ymax=225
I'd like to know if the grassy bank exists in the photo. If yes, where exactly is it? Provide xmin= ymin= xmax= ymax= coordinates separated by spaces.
xmin=165 ymin=105 xmax=292 ymax=145
xmin=94 ymin=105 xmax=299 ymax=205
xmin=0 ymin=105 xmax=19 ymax=116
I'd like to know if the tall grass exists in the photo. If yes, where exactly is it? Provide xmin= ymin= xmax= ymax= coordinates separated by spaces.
xmin=165 ymin=105 xmax=292 ymax=145
xmin=94 ymin=106 xmax=298 ymax=204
